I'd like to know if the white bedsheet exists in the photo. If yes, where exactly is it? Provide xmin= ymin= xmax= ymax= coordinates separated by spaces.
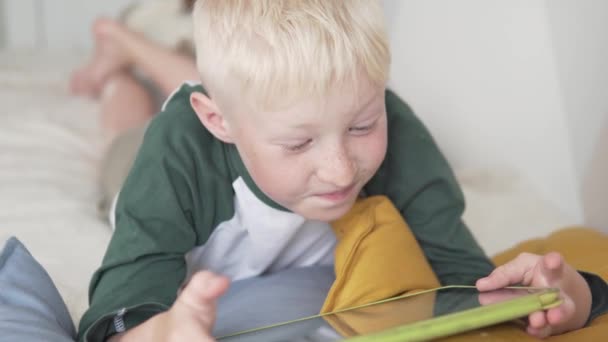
xmin=0 ymin=50 xmax=571 ymax=324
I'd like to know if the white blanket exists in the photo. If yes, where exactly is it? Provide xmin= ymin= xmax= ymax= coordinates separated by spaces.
xmin=0 ymin=51 xmax=111 ymax=321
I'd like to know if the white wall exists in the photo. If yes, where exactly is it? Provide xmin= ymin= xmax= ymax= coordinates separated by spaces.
xmin=0 ymin=0 xmax=6 ymax=47
xmin=547 ymin=0 xmax=608 ymax=181
xmin=2 ymin=0 xmax=40 ymax=49
xmin=545 ymin=0 xmax=608 ymax=230
xmin=1 ymin=0 xmax=135 ymax=50
xmin=383 ymin=0 xmax=585 ymax=222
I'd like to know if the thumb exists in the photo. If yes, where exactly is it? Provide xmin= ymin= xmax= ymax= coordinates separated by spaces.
xmin=177 ymin=271 xmax=230 ymax=315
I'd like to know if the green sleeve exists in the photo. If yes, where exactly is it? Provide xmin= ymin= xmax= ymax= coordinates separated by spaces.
xmin=77 ymin=87 xmax=220 ymax=341
xmin=365 ymin=90 xmax=495 ymax=285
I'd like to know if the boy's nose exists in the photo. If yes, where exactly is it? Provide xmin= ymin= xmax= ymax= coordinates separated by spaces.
xmin=316 ymin=148 xmax=357 ymax=188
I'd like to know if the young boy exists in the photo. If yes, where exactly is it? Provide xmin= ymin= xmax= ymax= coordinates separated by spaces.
xmin=78 ymin=1 xmax=608 ymax=341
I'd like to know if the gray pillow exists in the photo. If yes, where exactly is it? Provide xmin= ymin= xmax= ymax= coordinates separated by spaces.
xmin=0 ymin=237 xmax=76 ymax=342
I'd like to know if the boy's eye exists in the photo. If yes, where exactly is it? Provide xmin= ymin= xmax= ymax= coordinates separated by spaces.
xmin=284 ymin=139 xmax=312 ymax=152
xmin=349 ymin=122 xmax=375 ymax=134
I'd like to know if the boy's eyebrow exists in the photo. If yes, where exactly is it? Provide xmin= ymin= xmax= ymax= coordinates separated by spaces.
xmin=353 ymin=89 xmax=384 ymax=115
xmin=281 ymin=89 xmax=384 ymax=130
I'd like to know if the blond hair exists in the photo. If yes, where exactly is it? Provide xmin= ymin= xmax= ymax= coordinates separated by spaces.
xmin=192 ymin=0 xmax=390 ymax=112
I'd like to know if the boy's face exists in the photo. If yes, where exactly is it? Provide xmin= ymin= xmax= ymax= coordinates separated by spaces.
xmin=229 ymin=78 xmax=387 ymax=221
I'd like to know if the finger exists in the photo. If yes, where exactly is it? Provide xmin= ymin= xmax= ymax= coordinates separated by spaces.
xmin=528 ymin=310 xmax=547 ymax=329
xmin=476 ymin=253 xmax=539 ymax=291
xmin=178 ymin=271 xmax=230 ymax=313
xmin=538 ymin=252 xmax=564 ymax=286
xmin=478 ymin=288 xmax=523 ymax=306
xmin=476 ymin=269 xmax=510 ymax=291
xmin=546 ymin=303 xmax=568 ymax=325
xmin=526 ymin=325 xmax=552 ymax=339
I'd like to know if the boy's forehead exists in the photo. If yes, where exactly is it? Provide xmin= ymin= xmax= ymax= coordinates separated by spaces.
xmin=255 ymin=79 xmax=384 ymax=124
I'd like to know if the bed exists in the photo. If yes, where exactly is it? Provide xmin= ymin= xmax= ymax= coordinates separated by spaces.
xmin=0 ymin=51 xmax=112 ymax=322
xmin=0 ymin=50 xmax=574 ymax=326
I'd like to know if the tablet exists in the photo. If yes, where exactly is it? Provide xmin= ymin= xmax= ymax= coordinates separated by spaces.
xmin=217 ymin=285 xmax=561 ymax=342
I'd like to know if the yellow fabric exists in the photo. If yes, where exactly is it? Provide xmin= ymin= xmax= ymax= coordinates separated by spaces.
xmin=322 ymin=196 xmax=440 ymax=314
xmin=323 ymin=195 xmax=608 ymax=340
xmin=322 ymin=196 xmax=439 ymax=336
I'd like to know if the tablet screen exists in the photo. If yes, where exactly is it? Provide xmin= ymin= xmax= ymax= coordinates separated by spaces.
xmin=217 ymin=286 xmax=557 ymax=342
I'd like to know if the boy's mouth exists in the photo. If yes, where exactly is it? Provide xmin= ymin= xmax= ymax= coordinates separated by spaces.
xmin=316 ymin=184 xmax=356 ymax=203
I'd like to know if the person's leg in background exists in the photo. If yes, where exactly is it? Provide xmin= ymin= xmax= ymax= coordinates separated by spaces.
xmin=94 ymin=71 xmax=154 ymax=222
xmin=71 ymin=17 xmax=200 ymax=135
xmin=70 ymin=19 xmax=131 ymax=99
xmin=70 ymin=17 xmax=199 ymax=101
xmin=70 ymin=15 xmax=201 ymax=221
xmin=99 ymin=72 xmax=155 ymax=137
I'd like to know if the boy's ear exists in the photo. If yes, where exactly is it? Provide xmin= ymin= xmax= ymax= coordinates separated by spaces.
xmin=190 ymin=92 xmax=234 ymax=143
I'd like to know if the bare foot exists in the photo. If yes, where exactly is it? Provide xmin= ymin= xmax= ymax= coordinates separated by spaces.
xmin=70 ymin=18 xmax=132 ymax=98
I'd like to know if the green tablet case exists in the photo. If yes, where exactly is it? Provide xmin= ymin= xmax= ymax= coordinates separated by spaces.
xmin=219 ymin=285 xmax=561 ymax=342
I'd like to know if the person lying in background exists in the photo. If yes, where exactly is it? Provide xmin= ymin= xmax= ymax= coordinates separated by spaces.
xmin=70 ymin=0 xmax=198 ymax=136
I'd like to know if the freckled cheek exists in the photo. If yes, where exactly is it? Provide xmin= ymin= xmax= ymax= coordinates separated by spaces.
xmin=355 ymin=130 xmax=388 ymax=173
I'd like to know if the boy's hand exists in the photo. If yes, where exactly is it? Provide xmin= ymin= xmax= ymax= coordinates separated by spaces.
xmin=109 ymin=271 xmax=230 ymax=342
xmin=476 ymin=252 xmax=592 ymax=338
